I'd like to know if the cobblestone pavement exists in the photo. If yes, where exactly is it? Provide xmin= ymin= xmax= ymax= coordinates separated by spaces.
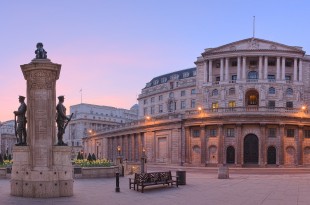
xmin=1 ymin=168 xmax=310 ymax=205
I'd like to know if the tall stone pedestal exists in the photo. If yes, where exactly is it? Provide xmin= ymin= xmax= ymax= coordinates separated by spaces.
xmin=11 ymin=58 xmax=73 ymax=197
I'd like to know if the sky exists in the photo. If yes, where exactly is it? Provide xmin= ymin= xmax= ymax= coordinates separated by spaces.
xmin=1 ymin=0 xmax=310 ymax=122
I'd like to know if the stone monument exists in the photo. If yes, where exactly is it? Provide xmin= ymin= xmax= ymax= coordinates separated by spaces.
xmin=10 ymin=43 xmax=73 ymax=198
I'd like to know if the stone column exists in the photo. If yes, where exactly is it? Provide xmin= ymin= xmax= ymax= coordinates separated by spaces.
xmin=236 ymin=124 xmax=242 ymax=165
xmin=264 ymin=56 xmax=268 ymax=80
xmin=185 ymin=127 xmax=191 ymax=164
xmin=204 ymin=61 xmax=208 ymax=83
xmin=276 ymin=57 xmax=281 ymax=81
xmin=297 ymin=126 xmax=303 ymax=165
xmin=218 ymin=124 xmax=223 ymax=164
xmin=131 ymin=134 xmax=135 ymax=161
xmin=282 ymin=57 xmax=286 ymax=80
xmin=260 ymin=124 xmax=266 ymax=166
xmin=279 ymin=124 xmax=285 ymax=165
xmin=242 ymin=56 xmax=246 ymax=80
xmin=181 ymin=126 xmax=186 ymax=165
xmin=200 ymin=125 xmax=206 ymax=165
xmin=258 ymin=56 xmax=263 ymax=80
xmin=299 ymin=59 xmax=303 ymax=82
xmin=137 ymin=133 xmax=142 ymax=159
xmin=11 ymin=58 xmax=73 ymax=198
xmin=293 ymin=58 xmax=298 ymax=82
xmin=208 ymin=60 xmax=213 ymax=83
xmin=220 ymin=58 xmax=224 ymax=81
xmin=237 ymin=56 xmax=241 ymax=80
xmin=225 ymin=58 xmax=229 ymax=81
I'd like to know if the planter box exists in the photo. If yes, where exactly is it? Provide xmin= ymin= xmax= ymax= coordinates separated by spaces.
xmin=75 ymin=166 xmax=118 ymax=178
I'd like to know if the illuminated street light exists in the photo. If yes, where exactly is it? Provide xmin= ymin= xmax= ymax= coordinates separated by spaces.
xmin=146 ymin=116 xmax=151 ymax=120
xmin=198 ymin=107 xmax=202 ymax=111
xmin=302 ymin=106 xmax=307 ymax=111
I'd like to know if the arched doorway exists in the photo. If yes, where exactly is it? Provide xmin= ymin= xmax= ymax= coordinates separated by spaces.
xmin=267 ymin=146 xmax=276 ymax=164
xmin=244 ymin=134 xmax=259 ymax=164
xmin=245 ymin=89 xmax=259 ymax=110
xmin=226 ymin=146 xmax=235 ymax=164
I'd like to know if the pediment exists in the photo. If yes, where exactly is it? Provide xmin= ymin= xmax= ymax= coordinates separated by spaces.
xmin=205 ymin=38 xmax=304 ymax=54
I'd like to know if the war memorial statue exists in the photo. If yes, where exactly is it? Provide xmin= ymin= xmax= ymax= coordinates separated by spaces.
xmin=13 ymin=95 xmax=27 ymax=146
xmin=56 ymin=96 xmax=72 ymax=146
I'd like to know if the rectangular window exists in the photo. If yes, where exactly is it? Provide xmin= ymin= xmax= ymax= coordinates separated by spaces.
xmin=151 ymin=106 xmax=155 ymax=114
xmin=181 ymin=101 xmax=186 ymax=109
xmin=287 ymin=129 xmax=295 ymax=137
xmin=285 ymin=60 xmax=292 ymax=67
xmin=231 ymin=75 xmax=237 ymax=81
xmin=210 ymin=129 xmax=217 ymax=137
xmin=231 ymin=61 xmax=237 ymax=67
xmin=215 ymin=76 xmax=220 ymax=82
xmin=158 ymin=105 xmax=163 ymax=113
xmin=181 ymin=90 xmax=186 ymax=96
xmin=286 ymin=101 xmax=293 ymax=109
xmin=191 ymin=89 xmax=196 ymax=94
xmin=268 ymin=128 xmax=276 ymax=137
xmin=159 ymin=95 xmax=163 ymax=101
xmin=212 ymin=102 xmax=219 ymax=111
xmin=191 ymin=99 xmax=196 ymax=108
xmin=228 ymin=101 xmax=236 ymax=108
xmin=143 ymin=99 xmax=147 ymax=105
xmin=192 ymin=129 xmax=200 ymax=137
xmin=170 ymin=82 xmax=174 ymax=89
xmin=305 ymin=130 xmax=310 ymax=138
xmin=250 ymin=60 xmax=257 ymax=66
xmin=268 ymin=75 xmax=275 ymax=80
xmin=143 ymin=107 xmax=148 ymax=116
xmin=268 ymin=101 xmax=275 ymax=109
xmin=268 ymin=60 xmax=276 ymax=66
xmin=227 ymin=128 xmax=234 ymax=137
xmin=285 ymin=75 xmax=291 ymax=81
xmin=151 ymin=97 xmax=155 ymax=103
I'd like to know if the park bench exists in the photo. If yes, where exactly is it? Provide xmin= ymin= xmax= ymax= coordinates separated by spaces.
xmin=129 ymin=171 xmax=178 ymax=193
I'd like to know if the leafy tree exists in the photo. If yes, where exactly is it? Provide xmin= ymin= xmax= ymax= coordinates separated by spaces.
xmin=91 ymin=153 xmax=96 ymax=161
xmin=0 ymin=154 xmax=3 ymax=164
xmin=87 ymin=153 xmax=92 ymax=161
xmin=77 ymin=152 xmax=81 ymax=160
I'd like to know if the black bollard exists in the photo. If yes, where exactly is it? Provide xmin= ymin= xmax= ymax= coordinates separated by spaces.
xmin=115 ymin=172 xmax=120 ymax=192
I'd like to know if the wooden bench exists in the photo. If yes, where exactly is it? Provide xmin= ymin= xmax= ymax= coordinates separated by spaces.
xmin=129 ymin=171 xmax=178 ymax=193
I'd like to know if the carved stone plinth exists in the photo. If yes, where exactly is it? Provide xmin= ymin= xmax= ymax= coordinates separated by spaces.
xmin=11 ymin=58 xmax=73 ymax=198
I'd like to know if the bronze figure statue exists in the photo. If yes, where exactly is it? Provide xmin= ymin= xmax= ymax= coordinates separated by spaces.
xmin=35 ymin=42 xmax=47 ymax=59
xmin=56 ymin=96 xmax=72 ymax=146
xmin=14 ymin=96 xmax=27 ymax=146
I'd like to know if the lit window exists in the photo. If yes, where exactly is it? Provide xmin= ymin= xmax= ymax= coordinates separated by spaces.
xmin=248 ymin=95 xmax=258 ymax=105
xmin=228 ymin=101 xmax=236 ymax=108
xmin=212 ymin=102 xmax=219 ymax=110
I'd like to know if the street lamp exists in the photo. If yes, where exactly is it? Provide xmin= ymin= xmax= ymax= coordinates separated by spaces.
xmin=141 ymin=147 xmax=147 ymax=173
xmin=117 ymin=145 xmax=121 ymax=156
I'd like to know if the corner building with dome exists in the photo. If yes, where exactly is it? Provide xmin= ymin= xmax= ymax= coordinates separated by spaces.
xmin=84 ymin=38 xmax=310 ymax=167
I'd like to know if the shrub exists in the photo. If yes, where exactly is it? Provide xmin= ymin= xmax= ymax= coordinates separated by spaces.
xmin=91 ymin=153 xmax=96 ymax=161
xmin=74 ymin=159 xmax=111 ymax=167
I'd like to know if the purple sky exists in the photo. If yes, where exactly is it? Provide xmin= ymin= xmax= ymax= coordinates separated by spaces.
xmin=1 ymin=0 xmax=310 ymax=122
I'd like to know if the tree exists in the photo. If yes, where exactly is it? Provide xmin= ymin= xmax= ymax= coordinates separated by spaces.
xmin=3 ymin=154 xmax=7 ymax=161
xmin=87 ymin=153 xmax=92 ymax=161
xmin=8 ymin=154 xmax=12 ymax=161
xmin=91 ymin=153 xmax=96 ymax=161
xmin=0 ymin=154 xmax=3 ymax=164
xmin=77 ymin=152 xmax=81 ymax=160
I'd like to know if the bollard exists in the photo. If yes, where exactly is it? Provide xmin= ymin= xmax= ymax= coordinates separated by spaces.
xmin=115 ymin=172 xmax=120 ymax=192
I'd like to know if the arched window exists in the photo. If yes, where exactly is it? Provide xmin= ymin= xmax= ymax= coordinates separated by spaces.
xmin=229 ymin=88 xmax=235 ymax=95
xmin=248 ymin=71 xmax=258 ymax=79
xmin=286 ymin=88 xmax=293 ymax=96
xmin=269 ymin=87 xmax=276 ymax=94
xmin=212 ymin=89 xmax=218 ymax=96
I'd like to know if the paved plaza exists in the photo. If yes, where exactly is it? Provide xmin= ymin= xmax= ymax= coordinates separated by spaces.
xmin=1 ymin=168 xmax=310 ymax=205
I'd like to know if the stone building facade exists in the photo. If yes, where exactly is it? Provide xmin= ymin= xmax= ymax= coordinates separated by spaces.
xmin=65 ymin=103 xmax=138 ymax=157
xmin=84 ymin=38 xmax=310 ymax=167
xmin=0 ymin=120 xmax=16 ymax=156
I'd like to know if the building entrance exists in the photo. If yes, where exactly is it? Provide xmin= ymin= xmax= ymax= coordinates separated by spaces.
xmin=244 ymin=134 xmax=258 ymax=164
xmin=226 ymin=146 xmax=235 ymax=164
xmin=267 ymin=146 xmax=276 ymax=164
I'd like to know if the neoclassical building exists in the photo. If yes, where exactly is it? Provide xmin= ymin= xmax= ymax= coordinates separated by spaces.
xmin=84 ymin=38 xmax=310 ymax=167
